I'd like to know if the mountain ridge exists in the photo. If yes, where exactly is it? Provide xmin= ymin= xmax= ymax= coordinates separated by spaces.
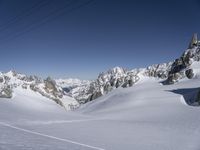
xmin=1 ymin=34 xmax=200 ymax=108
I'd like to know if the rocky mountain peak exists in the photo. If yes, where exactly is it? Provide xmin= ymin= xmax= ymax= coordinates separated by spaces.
xmin=188 ymin=33 xmax=198 ymax=49
xmin=1 ymin=34 xmax=200 ymax=107
xmin=107 ymin=66 xmax=126 ymax=75
xmin=165 ymin=33 xmax=200 ymax=84
xmin=67 ymin=33 xmax=200 ymax=103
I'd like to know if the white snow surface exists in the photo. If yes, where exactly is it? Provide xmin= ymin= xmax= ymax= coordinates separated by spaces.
xmin=191 ymin=61 xmax=200 ymax=78
xmin=2 ymin=36 xmax=200 ymax=149
xmin=1 ymin=74 xmax=200 ymax=150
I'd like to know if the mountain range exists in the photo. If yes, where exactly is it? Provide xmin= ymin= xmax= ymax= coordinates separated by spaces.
xmin=1 ymin=34 xmax=200 ymax=150
xmin=1 ymin=34 xmax=200 ymax=109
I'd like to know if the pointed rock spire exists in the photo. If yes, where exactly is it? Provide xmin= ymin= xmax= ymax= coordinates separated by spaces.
xmin=188 ymin=33 xmax=198 ymax=49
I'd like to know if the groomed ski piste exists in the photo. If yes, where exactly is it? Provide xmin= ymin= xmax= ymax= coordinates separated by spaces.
xmin=1 ymin=63 xmax=200 ymax=150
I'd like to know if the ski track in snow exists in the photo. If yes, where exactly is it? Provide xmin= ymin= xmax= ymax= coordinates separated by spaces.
xmin=0 ymin=121 xmax=106 ymax=150
xmin=23 ymin=118 xmax=105 ymax=125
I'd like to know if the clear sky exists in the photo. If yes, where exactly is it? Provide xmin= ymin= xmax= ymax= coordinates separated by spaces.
xmin=0 ymin=0 xmax=200 ymax=79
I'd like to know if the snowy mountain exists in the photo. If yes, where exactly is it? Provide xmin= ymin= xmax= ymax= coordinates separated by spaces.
xmin=0 ymin=71 xmax=79 ymax=110
xmin=57 ymin=34 xmax=200 ymax=104
xmin=1 ymin=34 xmax=200 ymax=150
xmin=56 ymin=78 xmax=91 ymax=102
xmin=1 ymin=34 xmax=200 ymax=108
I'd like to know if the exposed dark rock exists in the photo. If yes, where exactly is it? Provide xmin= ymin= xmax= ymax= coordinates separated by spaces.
xmin=44 ymin=77 xmax=57 ymax=92
xmin=166 ymin=72 xmax=184 ymax=84
xmin=116 ymin=78 xmax=123 ymax=88
xmin=103 ymin=82 xmax=112 ymax=94
xmin=11 ymin=71 xmax=17 ymax=77
xmin=22 ymin=83 xmax=28 ymax=89
xmin=165 ymin=34 xmax=200 ymax=84
xmin=0 ymin=85 xmax=12 ymax=98
xmin=188 ymin=33 xmax=198 ymax=49
xmin=185 ymin=69 xmax=194 ymax=79
xmin=0 ymin=77 xmax=4 ymax=83
xmin=90 ymin=91 xmax=103 ymax=102
xmin=156 ymin=71 xmax=167 ymax=79
xmin=30 ymin=84 xmax=38 ymax=92
xmin=4 ymin=76 xmax=10 ymax=82
xmin=44 ymin=77 xmax=63 ymax=99
xmin=170 ymin=58 xmax=186 ymax=74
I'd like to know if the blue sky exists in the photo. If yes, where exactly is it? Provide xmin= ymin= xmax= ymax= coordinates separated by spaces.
xmin=0 ymin=0 xmax=200 ymax=79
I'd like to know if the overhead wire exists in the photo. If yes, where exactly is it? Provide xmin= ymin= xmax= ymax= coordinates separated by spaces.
xmin=0 ymin=0 xmax=51 ymax=32
xmin=0 ymin=0 xmax=95 ymax=44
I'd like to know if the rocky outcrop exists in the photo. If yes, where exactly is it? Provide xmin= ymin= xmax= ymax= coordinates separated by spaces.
xmin=1 ymin=34 xmax=200 ymax=107
xmin=72 ymin=34 xmax=200 ymax=103
xmin=0 ymin=77 xmax=4 ymax=83
xmin=29 ymin=77 xmax=65 ymax=106
xmin=0 ymin=71 xmax=79 ymax=109
xmin=144 ymin=62 xmax=172 ymax=79
xmin=188 ymin=33 xmax=198 ymax=49
xmin=44 ymin=77 xmax=63 ymax=98
xmin=166 ymin=72 xmax=184 ymax=84
xmin=60 ymin=34 xmax=200 ymax=103
xmin=165 ymin=58 xmax=186 ymax=84
xmin=165 ymin=34 xmax=200 ymax=84
xmin=71 ymin=67 xmax=140 ymax=104
xmin=0 ymin=85 xmax=12 ymax=98
xmin=185 ymin=69 xmax=194 ymax=79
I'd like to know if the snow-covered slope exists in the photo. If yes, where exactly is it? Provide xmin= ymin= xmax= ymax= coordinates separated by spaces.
xmin=75 ymin=76 xmax=200 ymax=150
xmin=0 ymin=71 xmax=79 ymax=110
xmin=1 ymin=34 xmax=200 ymax=107
xmin=1 ymin=71 xmax=200 ymax=150
xmin=0 ymin=34 xmax=200 ymax=150
xmin=56 ymin=34 xmax=200 ymax=104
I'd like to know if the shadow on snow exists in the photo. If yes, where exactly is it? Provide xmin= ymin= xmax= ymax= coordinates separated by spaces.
xmin=168 ymin=87 xmax=200 ymax=106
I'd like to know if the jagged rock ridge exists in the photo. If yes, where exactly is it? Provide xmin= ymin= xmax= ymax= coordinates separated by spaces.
xmin=1 ymin=34 xmax=200 ymax=106
xmin=60 ymin=33 xmax=200 ymax=104
xmin=0 ymin=71 xmax=79 ymax=110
